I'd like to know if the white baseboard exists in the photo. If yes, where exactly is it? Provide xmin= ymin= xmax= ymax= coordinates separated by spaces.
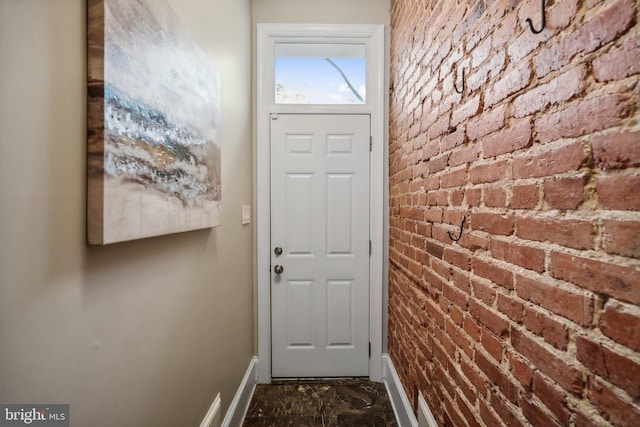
xmin=382 ymin=354 xmax=418 ymax=427
xmin=221 ymin=356 xmax=258 ymax=427
xmin=417 ymin=392 xmax=438 ymax=427
xmin=200 ymin=393 xmax=222 ymax=427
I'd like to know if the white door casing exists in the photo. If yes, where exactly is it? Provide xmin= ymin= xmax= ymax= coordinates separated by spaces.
xmin=257 ymin=23 xmax=388 ymax=383
xmin=270 ymin=114 xmax=370 ymax=378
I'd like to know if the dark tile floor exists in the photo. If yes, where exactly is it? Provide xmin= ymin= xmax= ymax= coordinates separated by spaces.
xmin=242 ymin=378 xmax=398 ymax=426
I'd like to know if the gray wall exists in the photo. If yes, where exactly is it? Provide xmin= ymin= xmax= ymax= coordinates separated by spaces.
xmin=0 ymin=0 xmax=253 ymax=425
xmin=252 ymin=0 xmax=390 ymax=25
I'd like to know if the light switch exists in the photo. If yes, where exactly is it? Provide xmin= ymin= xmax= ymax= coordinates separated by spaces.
xmin=242 ymin=205 xmax=251 ymax=225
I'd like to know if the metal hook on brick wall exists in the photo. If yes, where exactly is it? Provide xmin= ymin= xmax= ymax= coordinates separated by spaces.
xmin=526 ymin=0 xmax=546 ymax=34
xmin=454 ymin=67 xmax=465 ymax=94
xmin=448 ymin=216 xmax=466 ymax=242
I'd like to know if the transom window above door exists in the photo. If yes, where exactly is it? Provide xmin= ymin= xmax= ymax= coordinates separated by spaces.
xmin=274 ymin=43 xmax=366 ymax=105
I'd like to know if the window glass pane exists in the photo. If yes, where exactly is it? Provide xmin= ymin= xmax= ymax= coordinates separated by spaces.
xmin=275 ymin=43 xmax=366 ymax=105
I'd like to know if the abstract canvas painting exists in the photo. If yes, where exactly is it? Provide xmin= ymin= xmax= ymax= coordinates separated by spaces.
xmin=87 ymin=0 xmax=221 ymax=244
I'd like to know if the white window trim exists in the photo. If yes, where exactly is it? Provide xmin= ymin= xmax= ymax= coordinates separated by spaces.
xmin=256 ymin=23 xmax=388 ymax=383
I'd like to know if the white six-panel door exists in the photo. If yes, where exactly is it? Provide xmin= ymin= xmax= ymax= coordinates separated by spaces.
xmin=270 ymin=114 xmax=370 ymax=377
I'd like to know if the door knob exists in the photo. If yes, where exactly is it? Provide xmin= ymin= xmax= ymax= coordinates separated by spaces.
xmin=274 ymin=246 xmax=283 ymax=256
xmin=274 ymin=265 xmax=284 ymax=275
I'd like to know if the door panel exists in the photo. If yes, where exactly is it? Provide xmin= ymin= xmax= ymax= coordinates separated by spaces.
xmin=271 ymin=114 xmax=370 ymax=378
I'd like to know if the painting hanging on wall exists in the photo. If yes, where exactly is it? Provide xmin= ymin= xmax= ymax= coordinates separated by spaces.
xmin=87 ymin=0 xmax=221 ymax=245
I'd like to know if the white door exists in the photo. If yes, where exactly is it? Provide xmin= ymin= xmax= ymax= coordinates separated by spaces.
xmin=270 ymin=114 xmax=370 ymax=378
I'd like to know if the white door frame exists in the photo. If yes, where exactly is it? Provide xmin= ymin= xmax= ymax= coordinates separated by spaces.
xmin=256 ymin=23 xmax=388 ymax=383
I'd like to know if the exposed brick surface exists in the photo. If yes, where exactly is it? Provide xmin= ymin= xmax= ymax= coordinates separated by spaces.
xmin=544 ymin=177 xmax=585 ymax=210
xmin=599 ymin=301 xmax=640 ymax=352
xmin=596 ymin=175 xmax=640 ymax=211
xmin=592 ymin=130 xmax=640 ymax=170
xmin=576 ymin=336 xmax=640 ymax=397
xmin=602 ymin=219 xmax=640 ymax=259
xmin=389 ymin=0 xmax=640 ymax=425
xmin=550 ymin=252 xmax=640 ymax=305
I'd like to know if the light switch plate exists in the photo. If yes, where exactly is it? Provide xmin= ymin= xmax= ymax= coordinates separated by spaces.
xmin=242 ymin=205 xmax=251 ymax=225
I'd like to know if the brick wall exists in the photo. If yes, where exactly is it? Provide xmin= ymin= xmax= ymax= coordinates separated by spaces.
xmin=388 ymin=0 xmax=640 ymax=426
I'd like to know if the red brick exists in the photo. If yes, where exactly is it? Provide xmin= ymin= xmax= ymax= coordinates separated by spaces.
xmin=485 ymin=66 xmax=532 ymax=107
xmin=515 ymin=273 xmax=593 ymax=326
xmin=461 ymin=358 xmax=489 ymax=397
xmin=520 ymin=395 xmax=563 ymax=427
xmin=471 ymin=35 xmax=492 ymax=68
xmin=577 ymin=335 xmax=640 ymax=397
xmin=515 ymin=216 xmax=595 ymax=250
xmin=472 ymin=279 xmax=496 ymax=305
xmin=479 ymin=399 xmax=503 ymax=427
xmin=466 ymin=104 xmax=506 ymax=141
xmin=464 ymin=314 xmax=481 ymax=342
xmin=524 ymin=307 xmax=569 ymax=350
xmin=446 ymin=318 xmax=472 ymax=358
xmin=544 ymin=177 xmax=586 ymax=210
xmin=532 ymin=372 xmax=571 ymax=425
xmin=462 ymin=234 xmax=490 ymax=256
xmin=597 ymin=175 xmax=640 ymax=211
xmin=482 ymin=119 xmax=532 ymax=157
xmin=447 ymin=364 xmax=476 ymax=406
xmin=534 ymin=94 xmax=632 ymax=144
xmin=450 ymin=268 xmax=470 ymax=295
xmin=471 ymin=212 xmax=514 ymax=236
xmin=602 ymin=219 xmax=640 ymax=259
xmin=498 ymin=294 xmax=524 ymax=323
xmin=492 ymin=11 xmax=517 ymax=49
xmin=450 ymin=189 xmax=464 ymax=206
xmin=600 ymin=301 xmax=640 ymax=352
xmin=425 ymin=240 xmax=444 ymax=259
xmin=472 ymin=257 xmax=514 ymax=290
xmin=466 ymin=0 xmax=505 ymax=51
xmin=442 ymin=396 xmax=466 ymax=427
xmin=440 ymin=166 xmax=467 ymax=189
xmin=469 ymin=159 xmax=508 ymax=184
xmin=514 ymin=64 xmax=586 ymax=118
xmin=587 ymin=377 xmax=640 ymax=427
xmin=593 ymin=33 xmax=640 ymax=82
xmin=428 ymin=113 xmax=450 ymax=140
xmin=448 ymin=144 xmax=480 ymax=167
xmin=534 ymin=0 xmax=636 ymax=77
xmin=439 ymin=126 xmax=465 ymax=152
xmin=465 ymin=188 xmax=481 ymax=206
xmin=512 ymin=329 xmax=584 ymax=395
xmin=468 ymin=50 xmax=506 ymax=92
xmin=449 ymin=304 xmax=464 ymax=326
xmin=551 ymin=251 xmax=640 ymax=305
xmin=469 ymin=299 xmax=509 ymax=337
xmin=451 ymin=94 xmax=480 ymax=127
xmin=508 ymin=23 xmax=545 ymax=63
xmin=481 ymin=328 xmax=503 ymax=361
xmin=511 ymin=184 xmax=539 ymax=209
xmin=476 ymin=350 xmax=519 ymax=404
xmin=508 ymin=350 xmax=533 ymax=388
xmin=427 ymin=153 xmax=449 ymax=174
xmin=490 ymin=391 xmax=524 ymax=426
xmin=593 ymin=130 xmax=640 ymax=170
xmin=574 ymin=408 xmax=607 ymax=427
xmin=547 ymin=0 xmax=579 ymax=31
xmin=491 ymin=239 xmax=545 ymax=273
xmin=513 ymin=141 xmax=587 ymax=179
xmin=443 ymin=281 xmax=469 ymax=309
xmin=484 ymin=186 xmax=507 ymax=207
xmin=425 ymin=207 xmax=443 ymax=223
xmin=443 ymin=247 xmax=471 ymax=271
